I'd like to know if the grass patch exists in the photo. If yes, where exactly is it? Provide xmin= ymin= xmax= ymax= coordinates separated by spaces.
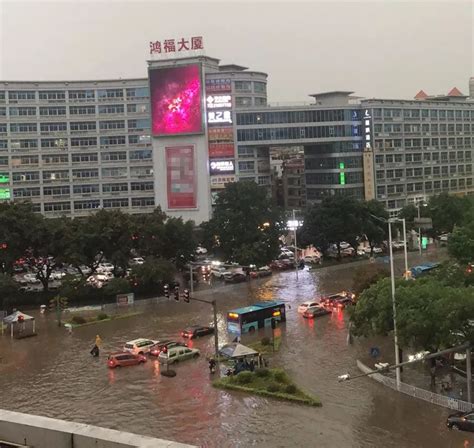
xmin=213 ymin=368 xmax=321 ymax=407
xmin=67 ymin=311 xmax=142 ymax=328
xmin=249 ymin=336 xmax=282 ymax=354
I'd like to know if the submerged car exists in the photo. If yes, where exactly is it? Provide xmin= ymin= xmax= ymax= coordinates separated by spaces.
xmin=446 ymin=411 xmax=474 ymax=432
xmin=303 ymin=306 xmax=331 ymax=319
xmin=107 ymin=352 xmax=147 ymax=369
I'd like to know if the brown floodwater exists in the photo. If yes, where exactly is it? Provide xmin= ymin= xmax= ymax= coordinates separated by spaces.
xmin=1 ymin=250 xmax=473 ymax=447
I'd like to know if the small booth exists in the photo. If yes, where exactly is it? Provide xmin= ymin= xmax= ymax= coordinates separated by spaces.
xmin=2 ymin=310 xmax=36 ymax=339
xmin=218 ymin=343 xmax=262 ymax=371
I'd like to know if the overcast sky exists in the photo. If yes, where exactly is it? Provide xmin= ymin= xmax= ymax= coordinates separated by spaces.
xmin=0 ymin=0 xmax=472 ymax=102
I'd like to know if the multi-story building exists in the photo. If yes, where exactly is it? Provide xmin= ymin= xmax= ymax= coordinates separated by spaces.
xmin=0 ymin=79 xmax=154 ymax=217
xmin=363 ymin=88 xmax=474 ymax=214
xmin=1 ymin=53 xmax=473 ymax=221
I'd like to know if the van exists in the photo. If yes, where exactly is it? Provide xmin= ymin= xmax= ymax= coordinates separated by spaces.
xmin=158 ymin=346 xmax=200 ymax=364
xmin=123 ymin=338 xmax=158 ymax=355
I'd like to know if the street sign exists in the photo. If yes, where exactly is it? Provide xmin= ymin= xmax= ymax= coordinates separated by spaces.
xmin=116 ymin=293 xmax=134 ymax=307
xmin=414 ymin=217 xmax=432 ymax=230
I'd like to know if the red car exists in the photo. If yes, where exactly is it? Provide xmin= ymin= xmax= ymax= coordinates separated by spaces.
xmin=107 ymin=352 xmax=147 ymax=368
xmin=321 ymin=291 xmax=356 ymax=310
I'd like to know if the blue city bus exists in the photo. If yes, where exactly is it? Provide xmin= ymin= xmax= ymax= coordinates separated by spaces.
xmin=226 ymin=301 xmax=286 ymax=334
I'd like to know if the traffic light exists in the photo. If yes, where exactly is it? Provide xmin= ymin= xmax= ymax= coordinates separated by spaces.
xmin=174 ymin=285 xmax=180 ymax=302
xmin=183 ymin=289 xmax=190 ymax=303
xmin=164 ymin=284 xmax=169 ymax=299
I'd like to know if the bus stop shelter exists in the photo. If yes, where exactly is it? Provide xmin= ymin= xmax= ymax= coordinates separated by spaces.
xmin=2 ymin=310 xmax=36 ymax=339
xmin=218 ymin=342 xmax=263 ymax=367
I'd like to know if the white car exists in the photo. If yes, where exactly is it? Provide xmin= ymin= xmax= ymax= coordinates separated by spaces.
xmin=97 ymin=263 xmax=114 ymax=273
xmin=158 ymin=346 xmax=200 ymax=364
xmin=391 ymin=241 xmax=405 ymax=250
xmin=211 ymin=266 xmax=229 ymax=278
xmin=130 ymin=257 xmax=144 ymax=266
xmin=439 ymin=233 xmax=450 ymax=242
xmin=364 ymin=246 xmax=383 ymax=254
xmin=298 ymin=300 xmax=321 ymax=313
xmin=50 ymin=271 xmax=66 ymax=281
xmin=196 ymin=246 xmax=208 ymax=255
xmin=304 ymin=255 xmax=321 ymax=264
xmin=339 ymin=241 xmax=351 ymax=249
xmin=86 ymin=274 xmax=110 ymax=288
xmin=23 ymin=273 xmax=40 ymax=284
xmin=123 ymin=338 xmax=158 ymax=355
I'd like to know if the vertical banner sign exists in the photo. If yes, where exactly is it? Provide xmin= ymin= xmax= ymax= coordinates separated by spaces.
xmin=166 ymin=146 xmax=196 ymax=209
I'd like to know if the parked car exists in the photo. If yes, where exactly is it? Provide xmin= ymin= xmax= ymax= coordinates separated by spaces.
xmin=303 ymin=306 xmax=331 ymax=319
xmin=391 ymin=241 xmax=405 ymax=250
xmin=439 ymin=233 xmax=451 ymax=243
xmin=446 ymin=411 xmax=474 ymax=432
xmin=23 ymin=273 xmax=40 ymax=284
xmin=123 ymin=338 xmax=158 ymax=355
xmin=339 ymin=241 xmax=351 ymax=249
xmin=181 ymin=325 xmax=215 ymax=339
xmin=322 ymin=291 xmax=356 ymax=309
xmin=304 ymin=255 xmax=321 ymax=264
xmin=364 ymin=246 xmax=383 ymax=255
xmin=130 ymin=257 xmax=144 ymax=266
xmin=97 ymin=262 xmax=114 ymax=273
xmin=107 ymin=352 xmax=147 ymax=369
xmin=158 ymin=346 xmax=200 ymax=364
xmin=195 ymin=246 xmax=208 ymax=255
xmin=149 ymin=340 xmax=187 ymax=357
xmin=211 ymin=266 xmax=229 ymax=278
xmin=224 ymin=272 xmax=247 ymax=284
xmin=50 ymin=271 xmax=66 ymax=281
xmin=298 ymin=300 xmax=321 ymax=313
xmin=341 ymin=247 xmax=355 ymax=257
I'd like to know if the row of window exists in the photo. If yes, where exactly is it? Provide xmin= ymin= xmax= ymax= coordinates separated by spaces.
xmin=13 ymin=181 xmax=153 ymax=197
xmin=376 ymin=164 xmax=473 ymax=181
xmin=3 ymin=120 xmax=150 ymax=134
xmin=305 ymin=156 xmax=362 ymax=170
xmin=237 ymin=125 xmax=357 ymax=142
xmin=305 ymin=172 xmax=364 ymax=185
xmin=236 ymin=109 xmax=354 ymax=126
xmin=372 ymin=108 xmax=474 ymax=121
xmin=374 ymin=137 xmax=473 ymax=150
xmin=1 ymin=88 xmax=149 ymax=102
xmin=234 ymin=81 xmax=267 ymax=94
xmin=0 ymin=136 xmax=151 ymax=150
xmin=374 ymin=123 xmax=474 ymax=135
xmin=377 ymin=178 xmax=473 ymax=199
xmin=9 ymin=167 xmax=153 ymax=182
xmin=375 ymin=151 xmax=472 ymax=164
xmin=39 ymin=197 xmax=155 ymax=213
xmin=0 ymin=150 xmax=152 ymax=166
xmin=306 ymin=187 xmax=365 ymax=200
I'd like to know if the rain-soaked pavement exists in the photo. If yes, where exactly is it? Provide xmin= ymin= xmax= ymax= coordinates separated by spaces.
xmin=1 ymin=250 xmax=473 ymax=448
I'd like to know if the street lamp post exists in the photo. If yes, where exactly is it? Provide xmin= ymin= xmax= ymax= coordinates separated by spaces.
xmin=388 ymin=219 xmax=401 ymax=387
xmin=402 ymin=218 xmax=409 ymax=280
xmin=293 ymin=209 xmax=298 ymax=280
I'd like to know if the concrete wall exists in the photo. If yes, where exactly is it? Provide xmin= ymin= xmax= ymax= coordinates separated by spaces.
xmin=0 ymin=409 xmax=194 ymax=448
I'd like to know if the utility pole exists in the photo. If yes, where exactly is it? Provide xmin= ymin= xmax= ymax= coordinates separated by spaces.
xmin=293 ymin=209 xmax=298 ymax=280
xmin=388 ymin=220 xmax=401 ymax=387
xmin=467 ymin=347 xmax=472 ymax=403
xmin=190 ymin=264 xmax=194 ymax=294
xmin=402 ymin=218 xmax=409 ymax=280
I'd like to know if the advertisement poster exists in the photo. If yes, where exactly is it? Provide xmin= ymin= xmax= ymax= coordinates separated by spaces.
xmin=149 ymin=65 xmax=203 ymax=136
xmin=209 ymin=143 xmax=235 ymax=159
xmin=166 ymin=145 xmax=196 ymax=209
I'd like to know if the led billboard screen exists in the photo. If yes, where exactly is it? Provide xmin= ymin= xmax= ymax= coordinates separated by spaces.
xmin=149 ymin=65 xmax=203 ymax=136
xmin=166 ymin=145 xmax=196 ymax=209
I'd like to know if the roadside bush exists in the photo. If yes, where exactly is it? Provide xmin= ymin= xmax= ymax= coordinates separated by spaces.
xmin=255 ymin=368 xmax=270 ymax=377
xmin=96 ymin=313 xmax=109 ymax=321
xmin=71 ymin=315 xmax=87 ymax=325
xmin=284 ymin=384 xmax=297 ymax=394
xmin=235 ymin=371 xmax=253 ymax=385
xmin=266 ymin=382 xmax=280 ymax=393
xmin=273 ymin=369 xmax=290 ymax=384
xmin=260 ymin=337 xmax=271 ymax=346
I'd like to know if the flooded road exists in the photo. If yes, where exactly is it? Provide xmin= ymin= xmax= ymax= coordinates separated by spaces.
xmin=1 ymin=251 xmax=473 ymax=447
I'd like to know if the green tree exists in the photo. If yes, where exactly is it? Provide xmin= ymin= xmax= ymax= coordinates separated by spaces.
xmin=361 ymin=200 xmax=388 ymax=256
xmin=398 ymin=204 xmax=418 ymax=230
xmin=202 ymin=182 xmax=283 ymax=266
xmin=428 ymin=193 xmax=470 ymax=235
xmin=0 ymin=274 xmax=19 ymax=311
xmin=103 ymin=277 xmax=132 ymax=296
xmin=351 ymin=264 xmax=390 ymax=297
xmin=448 ymin=221 xmax=474 ymax=265
xmin=300 ymin=196 xmax=364 ymax=258
xmin=350 ymin=277 xmax=474 ymax=351
xmin=130 ymin=257 xmax=175 ymax=294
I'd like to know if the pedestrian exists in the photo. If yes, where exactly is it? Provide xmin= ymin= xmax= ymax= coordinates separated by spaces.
xmin=91 ymin=334 xmax=102 ymax=357
xmin=249 ymin=359 xmax=255 ymax=372
xmin=95 ymin=334 xmax=102 ymax=348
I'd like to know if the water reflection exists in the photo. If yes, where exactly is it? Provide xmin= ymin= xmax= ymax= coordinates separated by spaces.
xmin=0 ymin=254 xmax=470 ymax=447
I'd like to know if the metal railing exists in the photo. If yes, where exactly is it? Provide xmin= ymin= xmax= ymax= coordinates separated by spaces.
xmin=357 ymin=360 xmax=474 ymax=412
